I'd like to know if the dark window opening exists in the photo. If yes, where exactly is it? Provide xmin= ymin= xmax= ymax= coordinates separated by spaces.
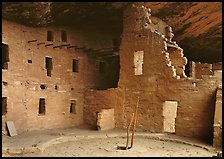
xmin=40 ymin=84 xmax=47 ymax=90
xmin=45 ymin=57 xmax=53 ymax=77
xmin=2 ymin=97 xmax=7 ymax=115
xmin=28 ymin=60 xmax=32 ymax=63
xmin=95 ymin=56 xmax=120 ymax=90
xmin=55 ymin=85 xmax=58 ymax=90
xmin=39 ymin=98 xmax=45 ymax=115
xmin=71 ymin=88 xmax=74 ymax=91
xmin=2 ymin=43 xmax=9 ymax=69
xmin=47 ymin=31 xmax=53 ymax=42
xmin=72 ymin=59 xmax=79 ymax=72
xmin=99 ymin=61 xmax=106 ymax=74
xmin=70 ymin=100 xmax=76 ymax=114
xmin=47 ymin=70 xmax=52 ymax=77
xmin=61 ymin=30 xmax=67 ymax=42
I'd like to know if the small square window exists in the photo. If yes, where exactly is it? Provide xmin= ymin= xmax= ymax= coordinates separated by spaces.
xmin=28 ymin=60 xmax=32 ymax=63
xmin=40 ymin=84 xmax=47 ymax=90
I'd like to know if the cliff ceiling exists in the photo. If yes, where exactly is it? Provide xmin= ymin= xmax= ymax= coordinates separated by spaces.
xmin=2 ymin=2 xmax=222 ymax=63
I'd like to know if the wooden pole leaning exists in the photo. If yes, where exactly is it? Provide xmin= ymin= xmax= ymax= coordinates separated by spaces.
xmin=130 ymin=96 xmax=139 ymax=148
xmin=125 ymin=113 xmax=135 ymax=150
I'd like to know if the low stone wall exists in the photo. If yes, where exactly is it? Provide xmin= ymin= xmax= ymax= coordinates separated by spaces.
xmin=96 ymin=108 xmax=115 ymax=131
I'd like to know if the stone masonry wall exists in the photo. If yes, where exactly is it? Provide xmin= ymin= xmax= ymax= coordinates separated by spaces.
xmin=115 ymin=4 xmax=219 ymax=142
xmin=157 ymin=76 xmax=217 ymax=142
xmin=79 ymin=4 xmax=219 ymax=144
xmin=213 ymin=85 xmax=222 ymax=148
xmin=2 ymin=19 xmax=119 ymax=134
xmin=168 ymin=47 xmax=187 ymax=78
xmin=117 ymin=4 xmax=178 ymax=132
xmin=212 ymin=62 xmax=222 ymax=71
xmin=195 ymin=62 xmax=213 ymax=79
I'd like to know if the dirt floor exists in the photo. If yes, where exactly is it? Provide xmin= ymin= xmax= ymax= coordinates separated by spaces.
xmin=2 ymin=125 xmax=221 ymax=157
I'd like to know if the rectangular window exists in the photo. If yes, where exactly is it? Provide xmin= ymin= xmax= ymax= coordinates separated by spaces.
xmin=47 ymin=31 xmax=53 ymax=42
xmin=2 ymin=43 xmax=9 ymax=69
xmin=45 ymin=57 xmax=53 ymax=77
xmin=70 ymin=100 xmax=76 ymax=114
xmin=99 ymin=61 xmax=106 ymax=74
xmin=61 ymin=30 xmax=67 ymax=42
xmin=72 ymin=59 xmax=79 ymax=72
xmin=2 ymin=97 xmax=7 ymax=115
xmin=39 ymin=98 xmax=45 ymax=115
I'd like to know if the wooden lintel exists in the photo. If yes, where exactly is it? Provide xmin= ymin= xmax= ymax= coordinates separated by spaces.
xmin=37 ymin=42 xmax=45 ymax=45
xmin=45 ymin=43 xmax=53 ymax=47
xmin=28 ymin=40 xmax=37 ymax=43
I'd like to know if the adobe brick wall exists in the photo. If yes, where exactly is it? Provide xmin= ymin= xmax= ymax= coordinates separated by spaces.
xmin=2 ymin=19 xmax=120 ymax=134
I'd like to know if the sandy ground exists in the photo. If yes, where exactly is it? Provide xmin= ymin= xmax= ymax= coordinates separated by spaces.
xmin=21 ymin=137 xmax=214 ymax=157
xmin=2 ymin=126 xmax=220 ymax=157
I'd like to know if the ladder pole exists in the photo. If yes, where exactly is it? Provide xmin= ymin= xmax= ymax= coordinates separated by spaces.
xmin=126 ymin=113 xmax=135 ymax=150
xmin=130 ymin=96 xmax=139 ymax=148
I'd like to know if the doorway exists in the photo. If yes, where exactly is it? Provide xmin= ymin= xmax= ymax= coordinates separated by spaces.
xmin=163 ymin=101 xmax=178 ymax=133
